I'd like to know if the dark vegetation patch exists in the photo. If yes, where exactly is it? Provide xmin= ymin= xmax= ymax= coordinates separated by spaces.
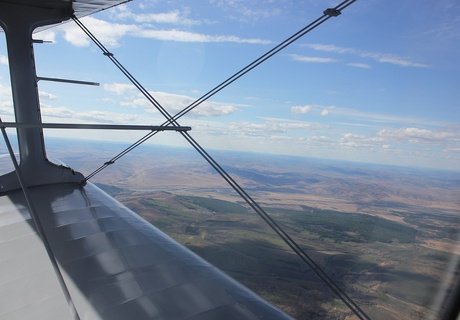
xmin=402 ymin=211 xmax=460 ymax=240
xmin=270 ymin=206 xmax=418 ymax=244
xmin=176 ymin=195 xmax=249 ymax=214
xmin=227 ymin=167 xmax=307 ymax=185
xmin=380 ymin=273 xmax=440 ymax=306
xmin=424 ymin=251 xmax=452 ymax=263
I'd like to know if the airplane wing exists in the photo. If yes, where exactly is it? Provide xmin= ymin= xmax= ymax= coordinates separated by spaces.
xmin=0 ymin=182 xmax=292 ymax=319
xmin=6 ymin=1 xmax=458 ymax=320
xmin=0 ymin=1 xmax=291 ymax=318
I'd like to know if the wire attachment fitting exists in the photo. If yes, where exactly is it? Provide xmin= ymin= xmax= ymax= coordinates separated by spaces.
xmin=324 ymin=8 xmax=341 ymax=16
xmin=103 ymin=52 xmax=114 ymax=57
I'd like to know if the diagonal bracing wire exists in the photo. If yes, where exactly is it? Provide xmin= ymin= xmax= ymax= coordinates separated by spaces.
xmin=73 ymin=1 xmax=371 ymax=319
xmin=82 ymin=0 xmax=356 ymax=181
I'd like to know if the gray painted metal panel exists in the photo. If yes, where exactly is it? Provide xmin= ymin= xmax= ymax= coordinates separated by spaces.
xmin=0 ymin=183 xmax=292 ymax=319
xmin=0 ymin=0 xmax=129 ymax=19
xmin=72 ymin=0 xmax=131 ymax=18
xmin=0 ymin=195 xmax=74 ymax=320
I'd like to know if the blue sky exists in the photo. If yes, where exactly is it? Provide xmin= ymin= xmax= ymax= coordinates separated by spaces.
xmin=0 ymin=0 xmax=459 ymax=171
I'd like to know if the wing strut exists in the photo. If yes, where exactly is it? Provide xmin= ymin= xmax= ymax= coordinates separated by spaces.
xmin=71 ymin=1 xmax=370 ymax=319
xmin=0 ymin=122 xmax=191 ymax=131
xmin=0 ymin=118 xmax=81 ymax=320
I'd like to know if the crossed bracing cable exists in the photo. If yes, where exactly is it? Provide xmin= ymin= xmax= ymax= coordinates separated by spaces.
xmin=73 ymin=1 xmax=370 ymax=319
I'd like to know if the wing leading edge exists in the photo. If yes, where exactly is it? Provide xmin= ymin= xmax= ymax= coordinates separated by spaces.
xmin=0 ymin=182 xmax=292 ymax=320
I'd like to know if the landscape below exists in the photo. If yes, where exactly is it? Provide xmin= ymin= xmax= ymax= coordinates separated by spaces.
xmin=3 ymin=138 xmax=459 ymax=320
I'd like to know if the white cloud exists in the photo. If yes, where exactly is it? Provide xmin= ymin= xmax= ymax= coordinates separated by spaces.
xmin=291 ymin=104 xmax=333 ymax=116
xmin=0 ymin=55 xmax=8 ymax=65
xmin=103 ymin=83 xmax=136 ymax=95
xmin=378 ymin=127 xmax=458 ymax=142
xmin=58 ymin=16 xmax=136 ymax=47
xmin=305 ymin=43 xmax=428 ymax=68
xmin=209 ymin=0 xmax=282 ymax=21
xmin=333 ymin=126 xmax=459 ymax=154
xmin=40 ymin=104 xmax=143 ymax=124
xmin=228 ymin=121 xmax=271 ymax=137
xmin=374 ymin=55 xmax=428 ymax=68
xmin=225 ymin=118 xmax=325 ymax=138
xmin=289 ymin=54 xmax=336 ymax=64
xmin=137 ymin=11 xmax=198 ymax=24
xmin=0 ymin=83 xmax=13 ymax=119
xmin=268 ymin=135 xmax=294 ymax=142
xmin=273 ymin=121 xmax=319 ymax=130
xmin=39 ymin=91 xmax=57 ymax=100
xmin=309 ymin=135 xmax=335 ymax=143
xmin=347 ymin=62 xmax=371 ymax=69
xmin=339 ymin=132 xmax=384 ymax=148
xmin=0 ymin=100 xmax=14 ymax=117
xmin=307 ymin=43 xmax=353 ymax=54
xmin=136 ymin=28 xmax=270 ymax=44
xmin=40 ymin=105 xmax=74 ymax=119
xmin=261 ymin=117 xmax=324 ymax=130
xmin=444 ymin=147 xmax=460 ymax=153
xmin=121 ymin=91 xmax=239 ymax=117
xmin=325 ymin=106 xmax=445 ymax=127
xmin=55 ymin=16 xmax=270 ymax=47
xmin=0 ymin=83 xmax=10 ymax=96
xmin=114 ymin=6 xmax=201 ymax=26
xmin=291 ymin=105 xmax=312 ymax=114
xmin=34 ymin=30 xmax=56 ymax=43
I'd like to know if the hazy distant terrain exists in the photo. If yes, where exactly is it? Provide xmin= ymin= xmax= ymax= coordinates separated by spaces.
xmin=44 ymin=139 xmax=460 ymax=319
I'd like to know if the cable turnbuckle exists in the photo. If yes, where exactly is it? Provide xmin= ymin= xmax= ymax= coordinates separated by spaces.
xmin=324 ymin=8 xmax=341 ymax=16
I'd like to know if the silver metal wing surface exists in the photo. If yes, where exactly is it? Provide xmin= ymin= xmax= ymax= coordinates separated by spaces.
xmin=0 ymin=182 xmax=292 ymax=319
